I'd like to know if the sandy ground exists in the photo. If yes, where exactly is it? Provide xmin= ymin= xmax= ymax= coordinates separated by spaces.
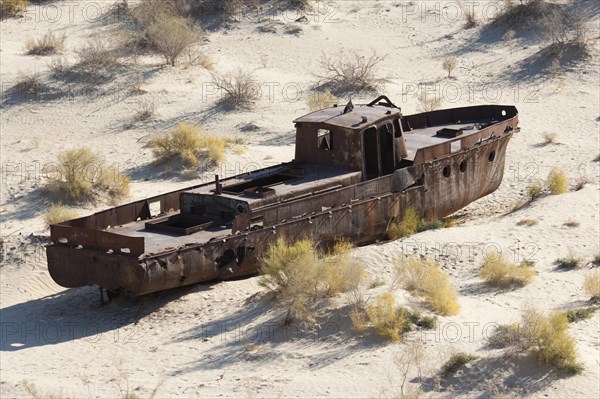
xmin=1 ymin=0 xmax=599 ymax=398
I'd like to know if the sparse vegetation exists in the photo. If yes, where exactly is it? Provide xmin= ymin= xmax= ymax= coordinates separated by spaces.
xmin=369 ymin=278 xmax=385 ymax=289
xmin=441 ymin=353 xmax=477 ymax=376
xmin=134 ymin=98 xmax=156 ymax=122
xmin=394 ymin=256 xmax=460 ymax=315
xmin=479 ymin=251 xmax=537 ymax=287
xmin=546 ymin=167 xmax=568 ymax=195
xmin=574 ymin=176 xmax=588 ymax=191
xmin=415 ymin=89 xmax=443 ymax=112
xmin=211 ymin=69 xmax=260 ymax=109
xmin=583 ymin=270 xmax=600 ymax=301
xmin=486 ymin=323 xmax=522 ymax=348
xmin=307 ymin=90 xmax=339 ymax=111
xmin=517 ymin=218 xmax=539 ymax=226
xmin=1 ymin=0 xmax=27 ymax=17
xmin=25 ymin=31 xmax=66 ymax=56
xmin=14 ymin=72 xmax=42 ymax=97
xmin=258 ymin=238 xmax=366 ymax=324
xmin=542 ymin=132 xmax=557 ymax=145
xmin=563 ymin=219 xmax=580 ymax=228
xmin=315 ymin=50 xmax=388 ymax=95
xmin=464 ymin=6 xmax=477 ymax=28
xmin=366 ymin=293 xmax=409 ymax=341
xmin=44 ymin=147 xmax=130 ymax=204
xmin=43 ymin=204 xmax=79 ymax=228
xmin=442 ymin=57 xmax=457 ymax=78
xmin=554 ymin=250 xmax=582 ymax=269
xmin=148 ymin=123 xmax=226 ymax=167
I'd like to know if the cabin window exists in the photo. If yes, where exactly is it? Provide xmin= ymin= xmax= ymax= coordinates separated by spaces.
xmin=443 ymin=166 xmax=451 ymax=178
xmin=393 ymin=119 xmax=402 ymax=138
xmin=317 ymin=129 xmax=333 ymax=151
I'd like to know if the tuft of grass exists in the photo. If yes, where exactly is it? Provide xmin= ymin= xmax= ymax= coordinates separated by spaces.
xmin=395 ymin=256 xmax=460 ymax=315
xmin=517 ymin=218 xmax=539 ymax=226
xmin=441 ymin=353 xmax=477 ymax=376
xmin=368 ymin=278 xmax=385 ymax=289
xmin=583 ymin=270 xmax=600 ymax=301
xmin=417 ymin=219 xmax=443 ymax=232
xmin=25 ymin=30 xmax=66 ymax=56
xmin=521 ymin=306 xmax=583 ymax=373
xmin=14 ymin=72 xmax=42 ymax=98
xmin=554 ymin=250 xmax=582 ymax=269
xmin=479 ymin=251 xmax=537 ymax=287
xmin=526 ymin=181 xmax=544 ymax=201
xmin=366 ymin=293 xmax=409 ymax=341
xmin=563 ymin=305 xmax=600 ymax=323
xmin=44 ymin=147 xmax=130 ymax=204
xmin=563 ymin=219 xmax=580 ymax=228
xmin=148 ymin=123 xmax=226 ymax=167
xmin=315 ymin=49 xmax=388 ymax=96
xmin=259 ymin=238 xmax=366 ymax=325
xmin=307 ymin=90 xmax=339 ymax=112
xmin=442 ymin=57 xmax=457 ymax=78
xmin=546 ymin=167 xmax=568 ymax=195
xmin=542 ymin=132 xmax=557 ymax=145
xmin=43 ymin=204 xmax=79 ymax=228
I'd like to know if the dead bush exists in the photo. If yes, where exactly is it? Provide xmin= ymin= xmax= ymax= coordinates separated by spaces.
xmin=134 ymin=98 xmax=156 ymax=122
xmin=25 ymin=30 xmax=66 ymax=55
xmin=148 ymin=122 xmax=226 ymax=167
xmin=315 ymin=50 xmax=388 ymax=95
xmin=44 ymin=147 xmax=130 ymax=204
xmin=146 ymin=15 xmax=200 ymax=66
xmin=1 ymin=0 xmax=27 ymax=17
xmin=43 ymin=204 xmax=79 ymax=228
xmin=442 ymin=57 xmax=457 ymax=78
xmin=258 ymin=238 xmax=366 ymax=325
xmin=211 ymin=69 xmax=260 ymax=109
xmin=574 ymin=176 xmax=588 ymax=191
xmin=14 ymin=72 xmax=42 ymax=97
xmin=394 ymin=256 xmax=460 ymax=315
xmin=307 ymin=90 xmax=339 ymax=112
xmin=479 ymin=251 xmax=536 ymax=287
xmin=415 ymin=89 xmax=443 ymax=112
xmin=542 ymin=132 xmax=557 ymax=144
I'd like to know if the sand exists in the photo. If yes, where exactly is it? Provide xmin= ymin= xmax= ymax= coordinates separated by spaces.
xmin=1 ymin=0 xmax=599 ymax=398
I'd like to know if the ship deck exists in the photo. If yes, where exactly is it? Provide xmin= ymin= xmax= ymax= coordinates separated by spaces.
xmin=404 ymin=122 xmax=490 ymax=160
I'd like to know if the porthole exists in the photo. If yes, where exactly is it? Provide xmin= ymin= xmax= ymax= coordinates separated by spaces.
xmin=488 ymin=151 xmax=496 ymax=162
xmin=502 ymin=110 xmax=506 ymax=116
xmin=459 ymin=161 xmax=467 ymax=172
xmin=443 ymin=166 xmax=451 ymax=178
xmin=236 ymin=204 xmax=245 ymax=214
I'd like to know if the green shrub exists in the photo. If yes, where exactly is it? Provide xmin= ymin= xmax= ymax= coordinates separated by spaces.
xmin=44 ymin=147 xmax=130 ymax=204
xmin=148 ymin=123 xmax=226 ymax=167
xmin=366 ymin=293 xmax=409 ymax=341
xmin=554 ymin=251 xmax=582 ymax=269
xmin=441 ymin=353 xmax=477 ymax=376
xmin=563 ymin=305 xmax=600 ymax=323
xmin=395 ymin=256 xmax=460 ymax=315
xmin=546 ymin=167 xmax=568 ymax=195
xmin=388 ymin=208 xmax=420 ymax=239
xmin=479 ymin=251 xmax=536 ymax=287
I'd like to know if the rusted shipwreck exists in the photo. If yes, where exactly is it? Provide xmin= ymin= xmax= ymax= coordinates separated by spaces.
xmin=47 ymin=96 xmax=519 ymax=296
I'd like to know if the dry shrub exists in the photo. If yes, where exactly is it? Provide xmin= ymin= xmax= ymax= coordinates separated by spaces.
xmin=441 ymin=353 xmax=477 ymax=376
xmin=583 ymin=270 xmax=600 ymax=301
xmin=134 ymin=98 xmax=156 ymax=122
xmin=574 ymin=176 xmax=588 ymax=191
xmin=464 ymin=6 xmax=477 ymax=28
xmin=258 ymin=238 xmax=366 ymax=324
xmin=479 ymin=251 xmax=536 ymax=287
xmin=442 ymin=57 xmax=457 ymax=78
xmin=416 ymin=89 xmax=443 ymax=112
xmin=366 ymin=292 xmax=409 ymax=341
xmin=395 ymin=256 xmax=460 ymax=315
xmin=25 ymin=30 xmax=66 ymax=55
xmin=146 ymin=15 xmax=200 ymax=66
xmin=148 ymin=123 xmax=226 ymax=167
xmin=44 ymin=147 xmax=130 ymax=204
xmin=14 ymin=72 xmax=42 ymax=97
xmin=43 ymin=204 xmax=79 ymax=228
xmin=542 ymin=132 xmax=557 ymax=144
xmin=521 ymin=306 xmax=582 ymax=373
xmin=1 ymin=0 xmax=27 ymax=17
xmin=315 ymin=50 xmax=388 ymax=95
xmin=487 ymin=323 xmax=522 ymax=348
xmin=517 ymin=218 xmax=538 ymax=226
xmin=211 ymin=69 xmax=260 ymax=109
xmin=350 ymin=308 xmax=367 ymax=333
xmin=546 ymin=167 xmax=567 ymax=195
xmin=307 ymin=90 xmax=339 ymax=112
xmin=525 ymin=181 xmax=544 ymax=201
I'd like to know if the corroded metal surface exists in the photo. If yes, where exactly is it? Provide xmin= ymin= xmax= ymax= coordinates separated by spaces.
xmin=47 ymin=99 xmax=519 ymax=296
